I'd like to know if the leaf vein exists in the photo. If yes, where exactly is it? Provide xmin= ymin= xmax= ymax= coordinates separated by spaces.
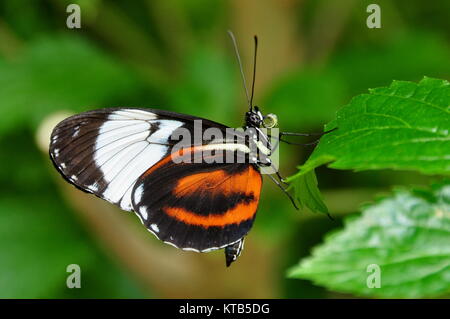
xmin=371 ymin=92 xmax=450 ymax=115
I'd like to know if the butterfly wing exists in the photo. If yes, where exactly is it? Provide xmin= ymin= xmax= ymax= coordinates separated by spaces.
xmin=49 ymin=108 xmax=228 ymax=211
xmin=131 ymin=146 xmax=262 ymax=252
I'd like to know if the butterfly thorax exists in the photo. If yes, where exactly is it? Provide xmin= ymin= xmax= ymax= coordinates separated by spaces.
xmin=244 ymin=106 xmax=264 ymax=128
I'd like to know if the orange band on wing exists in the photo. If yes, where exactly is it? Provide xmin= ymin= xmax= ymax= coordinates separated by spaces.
xmin=164 ymin=198 xmax=258 ymax=227
xmin=173 ymin=168 xmax=259 ymax=197
xmin=143 ymin=146 xmax=262 ymax=227
xmin=166 ymin=165 xmax=262 ymax=227
xmin=142 ymin=146 xmax=203 ymax=178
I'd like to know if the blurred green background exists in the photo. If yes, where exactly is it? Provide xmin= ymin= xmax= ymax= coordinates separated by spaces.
xmin=0 ymin=0 xmax=448 ymax=298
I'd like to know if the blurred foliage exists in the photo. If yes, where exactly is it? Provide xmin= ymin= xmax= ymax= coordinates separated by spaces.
xmin=0 ymin=194 xmax=144 ymax=298
xmin=288 ymin=181 xmax=450 ymax=298
xmin=169 ymin=46 xmax=239 ymax=125
xmin=265 ymin=32 xmax=450 ymax=131
xmin=0 ymin=0 xmax=448 ymax=298
xmin=0 ymin=36 xmax=141 ymax=135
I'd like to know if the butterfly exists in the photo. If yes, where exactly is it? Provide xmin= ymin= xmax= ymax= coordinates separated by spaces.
xmin=49 ymin=32 xmax=330 ymax=266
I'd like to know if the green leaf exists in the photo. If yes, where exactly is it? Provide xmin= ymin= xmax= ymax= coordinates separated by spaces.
xmin=288 ymin=181 xmax=450 ymax=298
xmin=291 ymin=77 xmax=450 ymax=179
xmin=288 ymin=169 xmax=329 ymax=215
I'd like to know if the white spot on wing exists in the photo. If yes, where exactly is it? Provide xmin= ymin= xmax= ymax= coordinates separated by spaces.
xmin=140 ymin=207 xmax=148 ymax=220
xmin=88 ymin=184 xmax=99 ymax=192
xmin=72 ymin=125 xmax=80 ymax=137
xmin=150 ymin=223 xmax=159 ymax=233
xmin=134 ymin=184 xmax=144 ymax=204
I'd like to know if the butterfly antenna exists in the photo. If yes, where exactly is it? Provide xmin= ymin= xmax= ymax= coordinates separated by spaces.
xmin=249 ymin=35 xmax=258 ymax=110
xmin=227 ymin=30 xmax=251 ymax=111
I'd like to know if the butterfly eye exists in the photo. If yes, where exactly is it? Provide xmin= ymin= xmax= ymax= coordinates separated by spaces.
xmin=263 ymin=113 xmax=278 ymax=128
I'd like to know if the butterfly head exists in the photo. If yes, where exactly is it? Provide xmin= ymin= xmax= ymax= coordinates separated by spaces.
xmin=245 ymin=106 xmax=278 ymax=128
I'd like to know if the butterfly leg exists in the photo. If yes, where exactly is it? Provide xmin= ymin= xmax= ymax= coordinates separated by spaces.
xmin=255 ymin=157 xmax=288 ymax=185
xmin=276 ymin=171 xmax=289 ymax=185
xmin=267 ymin=174 xmax=299 ymax=210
